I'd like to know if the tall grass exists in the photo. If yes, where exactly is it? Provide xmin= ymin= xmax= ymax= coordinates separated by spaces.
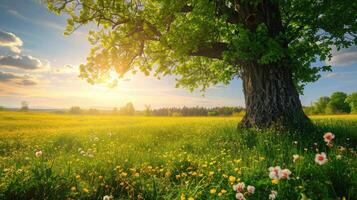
xmin=0 ymin=112 xmax=356 ymax=199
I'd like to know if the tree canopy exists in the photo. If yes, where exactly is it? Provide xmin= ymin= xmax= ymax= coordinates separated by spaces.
xmin=46 ymin=0 xmax=357 ymax=92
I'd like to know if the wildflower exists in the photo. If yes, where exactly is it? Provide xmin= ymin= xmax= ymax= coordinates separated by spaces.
xmin=271 ymin=179 xmax=279 ymax=184
xmin=218 ymin=192 xmax=222 ymax=197
xmin=233 ymin=182 xmax=245 ymax=192
xmin=336 ymin=155 xmax=342 ymax=160
xmin=221 ymin=189 xmax=227 ymax=194
xmin=229 ymin=176 xmax=236 ymax=183
xmin=235 ymin=192 xmax=246 ymax=200
xmin=293 ymin=154 xmax=300 ymax=162
xmin=323 ymin=132 xmax=335 ymax=143
xmin=209 ymin=171 xmax=214 ymax=176
xmin=76 ymin=175 xmax=80 ymax=179
xmin=134 ymin=172 xmax=140 ymax=177
xmin=83 ymin=188 xmax=89 ymax=193
xmin=103 ymin=195 xmax=113 ymax=200
xmin=281 ymin=169 xmax=292 ymax=179
xmin=315 ymin=152 xmax=328 ymax=165
xmin=70 ymin=186 xmax=76 ymax=192
xmin=269 ymin=166 xmax=282 ymax=180
xmin=35 ymin=150 xmax=42 ymax=157
xmin=269 ymin=191 xmax=278 ymax=200
xmin=165 ymin=171 xmax=172 ymax=177
xmin=188 ymin=197 xmax=194 ymax=200
xmin=293 ymin=141 xmax=298 ymax=144
xmin=338 ymin=146 xmax=346 ymax=152
xmin=247 ymin=185 xmax=255 ymax=194
xmin=210 ymin=188 xmax=216 ymax=194
xmin=180 ymin=193 xmax=185 ymax=200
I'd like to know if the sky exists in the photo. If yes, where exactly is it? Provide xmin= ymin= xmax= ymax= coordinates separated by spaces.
xmin=0 ymin=0 xmax=356 ymax=110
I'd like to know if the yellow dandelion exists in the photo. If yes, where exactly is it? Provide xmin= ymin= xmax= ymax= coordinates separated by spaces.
xmin=134 ymin=172 xmax=140 ymax=177
xmin=228 ymin=176 xmax=236 ymax=183
xmin=234 ymin=159 xmax=242 ymax=163
xmin=209 ymin=171 xmax=215 ymax=176
xmin=210 ymin=188 xmax=216 ymax=194
xmin=221 ymin=189 xmax=227 ymax=194
xmin=70 ymin=186 xmax=76 ymax=192
xmin=75 ymin=175 xmax=80 ymax=179
xmin=180 ymin=193 xmax=185 ymax=200
xmin=120 ymin=172 xmax=128 ymax=177
xmin=218 ymin=192 xmax=222 ymax=197
xmin=82 ymin=188 xmax=89 ymax=193
xmin=98 ymin=175 xmax=103 ymax=180
xmin=272 ymin=179 xmax=279 ymax=184
xmin=188 ymin=197 xmax=194 ymax=200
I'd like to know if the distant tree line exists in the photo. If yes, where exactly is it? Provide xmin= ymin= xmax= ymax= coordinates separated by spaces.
xmin=67 ymin=104 xmax=244 ymax=116
xmin=304 ymin=92 xmax=357 ymax=115
xmin=148 ymin=106 xmax=244 ymax=116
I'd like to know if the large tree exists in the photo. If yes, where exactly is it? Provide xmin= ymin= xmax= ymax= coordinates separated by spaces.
xmin=46 ymin=0 xmax=356 ymax=131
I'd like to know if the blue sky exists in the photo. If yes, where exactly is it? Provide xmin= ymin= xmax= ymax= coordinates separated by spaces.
xmin=0 ymin=0 xmax=356 ymax=109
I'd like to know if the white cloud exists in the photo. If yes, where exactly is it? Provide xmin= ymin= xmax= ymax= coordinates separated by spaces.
xmin=326 ymin=46 xmax=357 ymax=66
xmin=0 ymin=71 xmax=37 ymax=85
xmin=325 ymin=72 xmax=340 ymax=78
xmin=0 ymin=30 xmax=23 ymax=53
xmin=0 ymin=55 xmax=43 ymax=70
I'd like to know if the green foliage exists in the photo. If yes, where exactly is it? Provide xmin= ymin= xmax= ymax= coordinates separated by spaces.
xmin=304 ymin=91 xmax=356 ymax=115
xmin=314 ymin=96 xmax=330 ymax=114
xmin=0 ymin=112 xmax=356 ymax=199
xmin=326 ymin=92 xmax=350 ymax=114
xmin=345 ymin=93 xmax=357 ymax=114
xmin=45 ymin=0 xmax=356 ymax=92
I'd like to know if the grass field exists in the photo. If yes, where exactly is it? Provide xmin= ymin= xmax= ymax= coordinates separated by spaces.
xmin=0 ymin=111 xmax=356 ymax=200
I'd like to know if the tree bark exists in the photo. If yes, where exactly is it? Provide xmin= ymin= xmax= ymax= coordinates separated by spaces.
xmin=234 ymin=0 xmax=313 ymax=131
xmin=238 ymin=61 xmax=312 ymax=131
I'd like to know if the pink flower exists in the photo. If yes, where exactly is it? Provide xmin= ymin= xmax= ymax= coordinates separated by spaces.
xmin=35 ymin=150 xmax=42 ymax=157
xmin=235 ymin=192 xmax=246 ymax=200
xmin=315 ymin=152 xmax=328 ymax=165
xmin=233 ymin=182 xmax=245 ymax=192
xmin=269 ymin=166 xmax=282 ymax=180
xmin=247 ymin=185 xmax=255 ymax=194
xmin=323 ymin=132 xmax=335 ymax=143
xmin=293 ymin=154 xmax=300 ymax=162
xmin=269 ymin=191 xmax=278 ymax=200
xmin=281 ymin=169 xmax=292 ymax=179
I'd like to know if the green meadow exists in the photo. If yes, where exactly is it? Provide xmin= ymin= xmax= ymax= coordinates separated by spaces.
xmin=0 ymin=111 xmax=356 ymax=200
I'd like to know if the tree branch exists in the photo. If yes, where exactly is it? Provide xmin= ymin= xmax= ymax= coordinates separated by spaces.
xmin=190 ymin=42 xmax=228 ymax=59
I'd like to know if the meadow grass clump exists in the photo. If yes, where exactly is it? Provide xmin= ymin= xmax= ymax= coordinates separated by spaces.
xmin=0 ymin=112 xmax=356 ymax=199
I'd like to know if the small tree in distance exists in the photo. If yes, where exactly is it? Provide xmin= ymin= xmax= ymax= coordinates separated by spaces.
xmin=120 ymin=103 xmax=135 ymax=116
xmin=69 ymin=106 xmax=82 ymax=114
xmin=20 ymin=101 xmax=29 ymax=111
xmin=144 ymin=105 xmax=152 ymax=116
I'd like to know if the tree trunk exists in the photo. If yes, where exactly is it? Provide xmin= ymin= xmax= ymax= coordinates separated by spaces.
xmin=238 ymin=61 xmax=312 ymax=131
xmin=234 ymin=0 xmax=313 ymax=131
